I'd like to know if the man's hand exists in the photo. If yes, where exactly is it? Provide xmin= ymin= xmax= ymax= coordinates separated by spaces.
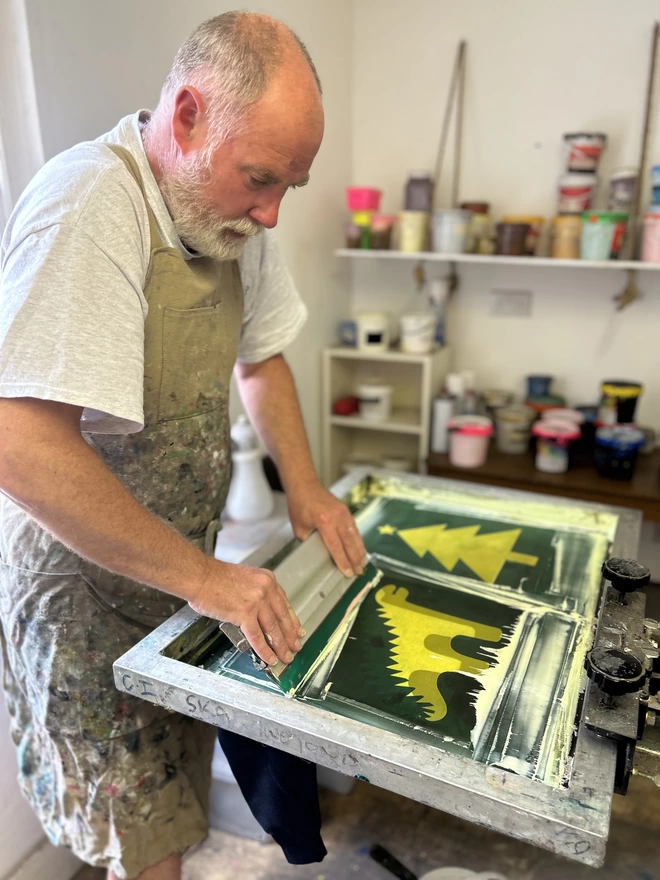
xmin=190 ymin=558 xmax=304 ymax=667
xmin=287 ymin=481 xmax=366 ymax=579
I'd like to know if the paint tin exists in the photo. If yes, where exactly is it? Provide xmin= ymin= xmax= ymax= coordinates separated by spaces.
xmin=495 ymin=222 xmax=529 ymax=256
xmin=525 ymin=395 xmax=566 ymax=416
xmin=357 ymin=382 xmax=393 ymax=422
xmin=532 ymin=419 xmax=581 ymax=474
xmin=404 ymin=171 xmax=433 ymax=212
xmin=431 ymin=209 xmax=471 ymax=254
xmin=481 ymin=389 xmax=514 ymax=422
xmin=551 ymin=215 xmax=582 ymax=259
xmin=448 ymin=416 xmax=493 ymax=468
xmin=495 ymin=405 xmax=535 ymax=455
xmin=398 ymin=210 xmax=429 ymax=252
xmin=369 ymin=214 xmax=396 ymax=250
xmin=501 ymin=215 xmax=544 ymax=256
xmin=595 ymin=426 xmax=645 ymax=481
xmin=598 ymin=380 xmax=643 ymax=425
xmin=563 ymin=133 xmax=607 ymax=172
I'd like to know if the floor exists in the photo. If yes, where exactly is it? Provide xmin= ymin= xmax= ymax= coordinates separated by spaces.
xmin=73 ymin=773 xmax=660 ymax=880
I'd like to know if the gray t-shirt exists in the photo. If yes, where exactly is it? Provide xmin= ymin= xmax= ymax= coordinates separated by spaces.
xmin=0 ymin=111 xmax=307 ymax=434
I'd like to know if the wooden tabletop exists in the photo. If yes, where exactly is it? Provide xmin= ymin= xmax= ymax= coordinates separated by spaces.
xmin=427 ymin=449 xmax=660 ymax=522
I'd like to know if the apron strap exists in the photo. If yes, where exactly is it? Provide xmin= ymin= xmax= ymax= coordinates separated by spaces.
xmin=105 ymin=143 xmax=164 ymax=251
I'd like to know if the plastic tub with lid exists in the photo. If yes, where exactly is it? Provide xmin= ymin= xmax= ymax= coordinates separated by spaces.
xmin=598 ymin=380 xmax=643 ymax=425
xmin=595 ymin=426 xmax=645 ymax=481
xmin=608 ymin=168 xmax=638 ymax=211
xmin=532 ymin=419 xmax=581 ymax=473
xmin=346 ymin=187 xmax=381 ymax=212
xmin=581 ymin=211 xmax=628 ymax=260
xmin=357 ymin=382 xmax=392 ymax=422
xmin=552 ymin=215 xmax=582 ymax=259
xmin=501 ymin=215 xmax=544 ymax=256
xmin=558 ymin=173 xmax=598 ymax=214
xmin=448 ymin=416 xmax=493 ymax=468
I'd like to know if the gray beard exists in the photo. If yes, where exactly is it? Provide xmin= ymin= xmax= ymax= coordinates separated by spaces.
xmin=159 ymin=169 xmax=262 ymax=261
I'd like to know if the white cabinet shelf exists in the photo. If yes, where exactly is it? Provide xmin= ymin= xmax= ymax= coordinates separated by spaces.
xmin=330 ymin=407 xmax=423 ymax=434
xmin=322 ymin=346 xmax=450 ymax=484
xmin=335 ymin=248 xmax=660 ymax=272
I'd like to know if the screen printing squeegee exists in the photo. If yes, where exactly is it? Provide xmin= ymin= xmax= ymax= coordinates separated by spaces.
xmin=219 ymin=530 xmax=382 ymax=697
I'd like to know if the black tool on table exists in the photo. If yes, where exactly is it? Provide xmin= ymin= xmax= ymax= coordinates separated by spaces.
xmin=369 ymin=844 xmax=418 ymax=880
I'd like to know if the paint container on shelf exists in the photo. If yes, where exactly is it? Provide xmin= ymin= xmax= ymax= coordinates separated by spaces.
xmin=598 ymin=381 xmax=643 ymax=425
xmin=399 ymin=312 xmax=436 ymax=354
xmin=448 ymin=416 xmax=493 ymax=468
xmin=461 ymin=202 xmax=492 ymax=254
xmin=481 ymin=389 xmax=514 ymax=421
xmin=338 ymin=320 xmax=357 ymax=347
xmin=608 ymin=168 xmax=638 ymax=212
xmin=642 ymin=212 xmax=660 ymax=262
xmin=332 ymin=396 xmax=359 ymax=416
xmin=495 ymin=222 xmax=530 ymax=256
xmin=398 ymin=210 xmax=429 ymax=252
xmin=350 ymin=210 xmax=374 ymax=248
xmin=580 ymin=211 xmax=628 ymax=261
xmin=541 ymin=408 xmax=585 ymax=427
xmin=495 ymin=406 xmax=536 ymax=454
xmin=575 ymin=404 xmax=599 ymax=463
xmin=345 ymin=187 xmax=382 ymax=211
xmin=652 ymin=165 xmax=660 ymax=203
xmin=404 ymin=172 xmax=433 ymax=212
xmin=557 ymin=172 xmax=598 ymax=214
xmin=563 ymin=133 xmax=607 ymax=172
xmin=431 ymin=209 xmax=471 ymax=253
xmin=357 ymin=382 xmax=393 ymax=422
xmin=501 ymin=216 xmax=544 ymax=256
xmin=355 ymin=312 xmax=390 ymax=351
xmin=595 ymin=426 xmax=645 ymax=481
xmin=526 ymin=375 xmax=553 ymax=398
xmin=551 ymin=215 xmax=582 ymax=259
xmin=532 ymin=419 xmax=581 ymax=474
xmin=641 ymin=427 xmax=656 ymax=454
xmin=369 ymin=214 xmax=397 ymax=250
xmin=431 ymin=396 xmax=455 ymax=454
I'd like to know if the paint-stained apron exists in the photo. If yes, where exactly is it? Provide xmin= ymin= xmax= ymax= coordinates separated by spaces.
xmin=0 ymin=144 xmax=244 ymax=879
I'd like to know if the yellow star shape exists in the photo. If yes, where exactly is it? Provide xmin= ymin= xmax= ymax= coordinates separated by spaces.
xmin=378 ymin=524 xmax=397 ymax=535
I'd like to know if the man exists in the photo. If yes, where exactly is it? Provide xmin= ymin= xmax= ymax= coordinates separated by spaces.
xmin=0 ymin=11 xmax=365 ymax=880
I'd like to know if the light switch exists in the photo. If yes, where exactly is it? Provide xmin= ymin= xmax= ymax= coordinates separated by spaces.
xmin=489 ymin=289 xmax=533 ymax=317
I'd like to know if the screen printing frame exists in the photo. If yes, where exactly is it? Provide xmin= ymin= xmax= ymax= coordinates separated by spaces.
xmin=114 ymin=470 xmax=641 ymax=866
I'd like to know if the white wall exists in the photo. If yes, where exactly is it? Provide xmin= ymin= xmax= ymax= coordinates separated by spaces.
xmin=351 ymin=0 xmax=660 ymax=433
xmin=25 ymin=0 xmax=354 ymax=471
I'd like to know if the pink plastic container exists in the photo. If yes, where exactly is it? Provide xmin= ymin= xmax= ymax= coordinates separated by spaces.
xmin=448 ymin=416 xmax=493 ymax=468
xmin=346 ymin=187 xmax=382 ymax=212
xmin=642 ymin=213 xmax=660 ymax=262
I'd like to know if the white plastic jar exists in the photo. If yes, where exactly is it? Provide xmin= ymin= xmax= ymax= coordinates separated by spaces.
xmin=357 ymin=383 xmax=393 ymax=422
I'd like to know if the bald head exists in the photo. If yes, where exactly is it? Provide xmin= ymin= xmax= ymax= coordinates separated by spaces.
xmin=143 ymin=12 xmax=324 ymax=261
xmin=160 ymin=11 xmax=322 ymax=141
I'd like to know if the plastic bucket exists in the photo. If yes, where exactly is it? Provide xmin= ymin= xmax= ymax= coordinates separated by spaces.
xmin=399 ymin=210 xmax=430 ymax=252
xmin=357 ymin=383 xmax=392 ymax=422
xmin=557 ymin=172 xmax=597 ymax=214
xmin=581 ymin=211 xmax=628 ymax=261
xmin=399 ymin=312 xmax=436 ymax=353
xmin=448 ymin=416 xmax=493 ymax=468
xmin=595 ymin=426 xmax=644 ymax=481
xmin=563 ymin=133 xmax=607 ymax=172
xmin=532 ymin=419 xmax=581 ymax=473
xmin=495 ymin=406 xmax=535 ymax=454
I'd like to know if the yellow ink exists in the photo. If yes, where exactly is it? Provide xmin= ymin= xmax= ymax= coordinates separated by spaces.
xmin=376 ymin=584 xmax=503 ymax=721
xmin=395 ymin=523 xmax=538 ymax=584
xmin=378 ymin=524 xmax=397 ymax=535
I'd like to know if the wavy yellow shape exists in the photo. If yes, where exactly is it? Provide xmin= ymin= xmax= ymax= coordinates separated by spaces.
xmin=375 ymin=584 xmax=503 ymax=721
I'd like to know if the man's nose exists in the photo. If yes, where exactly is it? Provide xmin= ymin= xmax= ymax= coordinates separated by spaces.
xmin=248 ymin=193 xmax=283 ymax=229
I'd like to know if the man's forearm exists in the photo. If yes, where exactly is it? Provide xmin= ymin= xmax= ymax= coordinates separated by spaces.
xmin=235 ymin=354 xmax=318 ymax=494
xmin=0 ymin=398 xmax=208 ymax=603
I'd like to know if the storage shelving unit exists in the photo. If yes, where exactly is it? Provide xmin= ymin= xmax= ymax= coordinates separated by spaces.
xmin=322 ymin=346 xmax=450 ymax=484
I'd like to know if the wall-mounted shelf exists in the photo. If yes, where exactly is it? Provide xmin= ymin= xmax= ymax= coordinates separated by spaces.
xmin=335 ymin=248 xmax=660 ymax=272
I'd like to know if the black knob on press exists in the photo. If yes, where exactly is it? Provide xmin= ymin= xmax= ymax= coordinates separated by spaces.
xmin=602 ymin=558 xmax=651 ymax=603
xmin=586 ymin=646 xmax=646 ymax=698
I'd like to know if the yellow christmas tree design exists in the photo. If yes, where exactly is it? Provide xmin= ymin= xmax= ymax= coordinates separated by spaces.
xmin=375 ymin=584 xmax=503 ymax=721
xmin=378 ymin=522 xmax=538 ymax=584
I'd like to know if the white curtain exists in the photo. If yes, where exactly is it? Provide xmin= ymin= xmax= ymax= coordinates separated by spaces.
xmin=0 ymin=0 xmax=44 ymax=228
